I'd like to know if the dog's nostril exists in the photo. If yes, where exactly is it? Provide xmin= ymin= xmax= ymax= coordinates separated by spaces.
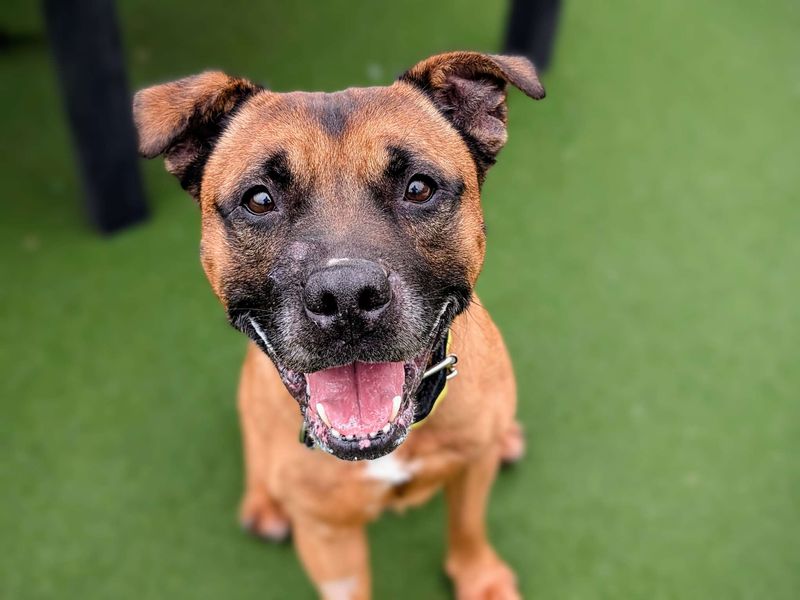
xmin=357 ymin=286 xmax=389 ymax=313
xmin=319 ymin=291 xmax=338 ymax=316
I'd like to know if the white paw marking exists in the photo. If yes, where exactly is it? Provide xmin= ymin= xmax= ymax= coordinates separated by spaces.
xmin=320 ymin=576 xmax=358 ymax=600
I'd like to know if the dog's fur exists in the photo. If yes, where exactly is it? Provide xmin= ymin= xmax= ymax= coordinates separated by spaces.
xmin=134 ymin=52 xmax=544 ymax=599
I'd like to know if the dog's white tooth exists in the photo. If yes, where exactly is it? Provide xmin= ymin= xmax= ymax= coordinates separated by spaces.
xmin=347 ymin=434 xmax=356 ymax=441
xmin=331 ymin=429 xmax=341 ymax=439
xmin=390 ymin=395 xmax=402 ymax=422
xmin=382 ymin=423 xmax=391 ymax=434
xmin=316 ymin=403 xmax=331 ymax=427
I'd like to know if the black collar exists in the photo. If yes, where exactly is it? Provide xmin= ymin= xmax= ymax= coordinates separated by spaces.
xmin=412 ymin=331 xmax=451 ymax=425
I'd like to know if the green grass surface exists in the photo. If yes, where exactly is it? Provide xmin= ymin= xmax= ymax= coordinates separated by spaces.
xmin=2 ymin=0 xmax=799 ymax=598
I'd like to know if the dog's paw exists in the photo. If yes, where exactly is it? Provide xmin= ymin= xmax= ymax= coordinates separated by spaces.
xmin=239 ymin=489 xmax=291 ymax=542
xmin=500 ymin=420 xmax=525 ymax=466
xmin=447 ymin=552 xmax=521 ymax=600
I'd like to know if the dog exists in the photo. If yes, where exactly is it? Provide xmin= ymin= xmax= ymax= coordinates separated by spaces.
xmin=134 ymin=51 xmax=544 ymax=599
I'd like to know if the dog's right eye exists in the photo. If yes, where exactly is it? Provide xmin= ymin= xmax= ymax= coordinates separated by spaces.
xmin=242 ymin=186 xmax=275 ymax=215
xmin=404 ymin=175 xmax=436 ymax=203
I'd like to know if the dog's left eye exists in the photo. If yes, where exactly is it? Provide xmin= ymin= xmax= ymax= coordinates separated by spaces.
xmin=404 ymin=175 xmax=436 ymax=203
xmin=243 ymin=186 xmax=275 ymax=215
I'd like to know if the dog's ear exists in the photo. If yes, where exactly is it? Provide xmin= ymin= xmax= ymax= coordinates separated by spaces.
xmin=133 ymin=71 xmax=261 ymax=199
xmin=400 ymin=52 xmax=544 ymax=181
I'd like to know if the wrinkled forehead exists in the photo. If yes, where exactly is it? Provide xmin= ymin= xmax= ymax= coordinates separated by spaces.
xmin=204 ymin=82 xmax=475 ymax=201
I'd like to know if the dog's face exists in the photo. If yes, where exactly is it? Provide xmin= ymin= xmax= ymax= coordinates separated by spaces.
xmin=135 ymin=52 xmax=543 ymax=460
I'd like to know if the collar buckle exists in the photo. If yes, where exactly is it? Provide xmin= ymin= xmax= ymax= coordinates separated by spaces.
xmin=422 ymin=353 xmax=458 ymax=381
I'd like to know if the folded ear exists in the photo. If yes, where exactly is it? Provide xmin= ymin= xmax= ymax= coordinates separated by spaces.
xmin=133 ymin=71 xmax=261 ymax=198
xmin=400 ymin=52 xmax=545 ymax=181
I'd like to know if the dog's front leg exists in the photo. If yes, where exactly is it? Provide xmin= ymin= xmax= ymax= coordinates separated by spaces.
xmin=293 ymin=517 xmax=371 ymax=600
xmin=444 ymin=448 xmax=520 ymax=600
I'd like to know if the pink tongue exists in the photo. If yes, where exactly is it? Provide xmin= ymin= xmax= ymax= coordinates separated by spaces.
xmin=307 ymin=362 xmax=405 ymax=436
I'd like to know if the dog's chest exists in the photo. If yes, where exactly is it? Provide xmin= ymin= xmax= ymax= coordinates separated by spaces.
xmin=360 ymin=438 xmax=466 ymax=511
xmin=362 ymin=454 xmax=419 ymax=486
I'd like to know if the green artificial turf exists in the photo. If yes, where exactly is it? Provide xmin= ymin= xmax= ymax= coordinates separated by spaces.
xmin=1 ymin=0 xmax=799 ymax=598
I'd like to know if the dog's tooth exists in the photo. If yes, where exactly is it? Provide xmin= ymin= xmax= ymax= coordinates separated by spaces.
xmin=390 ymin=395 xmax=402 ymax=422
xmin=331 ymin=429 xmax=341 ymax=439
xmin=316 ymin=403 xmax=331 ymax=427
xmin=346 ymin=434 xmax=356 ymax=441
xmin=382 ymin=423 xmax=391 ymax=434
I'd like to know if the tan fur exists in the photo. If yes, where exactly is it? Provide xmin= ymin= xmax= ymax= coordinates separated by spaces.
xmin=238 ymin=300 xmax=520 ymax=599
xmin=134 ymin=52 xmax=545 ymax=599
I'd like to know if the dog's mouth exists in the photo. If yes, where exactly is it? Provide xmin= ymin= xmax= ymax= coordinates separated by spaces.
xmin=310 ymin=361 xmax=406 ymax=440
xmin=242 ymin=309 xmax=452 ymax=461
xmin=303 ymin=354 xmax=430 ymax=459
xmin=273 ymin=336 xmax=441 ymax=461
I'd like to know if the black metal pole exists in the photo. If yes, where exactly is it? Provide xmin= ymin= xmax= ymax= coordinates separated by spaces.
xmin=503 ymin=0 xmax=562 ymax=72
xmin=42 ymin=0 xmax=148 ymax=234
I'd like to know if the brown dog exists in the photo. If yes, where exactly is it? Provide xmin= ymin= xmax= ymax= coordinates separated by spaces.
xmin=134 ymin=52 xmax=544 ymax=599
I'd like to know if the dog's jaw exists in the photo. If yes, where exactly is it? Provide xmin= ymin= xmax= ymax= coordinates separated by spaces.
xmin=241 ymin=312 xmax=450 ymax=461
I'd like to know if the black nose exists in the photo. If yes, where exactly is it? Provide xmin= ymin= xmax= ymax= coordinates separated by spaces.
xmin=303 ymin=259 xmax=392 ymax=328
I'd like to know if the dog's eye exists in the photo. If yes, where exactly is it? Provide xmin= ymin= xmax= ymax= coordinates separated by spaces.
xmin=243 ymin=186 xmax=275 ymax=215
xmin=404 ymin=175 xmax=436 ymax=203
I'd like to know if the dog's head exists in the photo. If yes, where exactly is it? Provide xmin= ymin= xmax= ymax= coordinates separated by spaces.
xmin=134 ymin=52 xmax=544 ymax=460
